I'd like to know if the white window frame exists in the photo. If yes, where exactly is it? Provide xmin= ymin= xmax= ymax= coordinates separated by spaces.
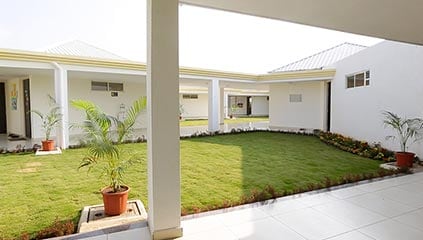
xmin=91 ymin=81 xmax=124 ymax=92
xmin=346 ymin=70 xmax=370 ymax=89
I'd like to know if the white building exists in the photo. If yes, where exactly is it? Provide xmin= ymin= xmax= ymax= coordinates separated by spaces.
xmin=268 ymin=42 xmax=366 ymax=131
xmin=0 ymin=40 xmax=272 ymax=147
xmin=3 ymin=40 xmax=422 ymax=158
xmin=269 ymin=40 xmax=423 ymax=157
xmin=331 ymin=41 xmax=423 ymax=157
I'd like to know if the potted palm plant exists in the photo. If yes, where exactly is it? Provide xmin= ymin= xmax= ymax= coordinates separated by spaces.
xmin=32 ymin=95 xmax=62 ymax=151
xmin=72 ymin=97 xmax=146 ymax=216
xmin=383 ymin=111 xmax=423 ymax=167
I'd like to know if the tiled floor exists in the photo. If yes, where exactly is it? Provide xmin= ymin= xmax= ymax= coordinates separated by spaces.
xmin=93 ymin=172 xmax=423 ymax=240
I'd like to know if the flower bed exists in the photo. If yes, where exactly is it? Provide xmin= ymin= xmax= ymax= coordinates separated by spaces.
xmin=319 ymin=131 xmax=395 ymax=162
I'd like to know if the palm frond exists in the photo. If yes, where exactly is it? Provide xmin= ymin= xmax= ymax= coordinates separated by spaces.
xmin=72 ymin=97 xmax=146 ymax=192
xmin=382 ymin=110 xmax=423 ymax=152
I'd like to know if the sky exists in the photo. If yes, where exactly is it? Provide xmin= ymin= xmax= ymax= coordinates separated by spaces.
xmin=0 ymin=0 xmax=383 ymax=74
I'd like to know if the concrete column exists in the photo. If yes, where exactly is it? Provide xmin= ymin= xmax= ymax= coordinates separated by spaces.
xmin=147 ymin=0 xmax=182 ymax=239
xmin=52 ymin=62 xmax=69 ymax=149
xmin=219 ymin=87 xmax=225 ymax=125
xmin=208 ymin=79 xmax=220 ymax=132
xmin=224 ymin=92 xmax=229 ymax=118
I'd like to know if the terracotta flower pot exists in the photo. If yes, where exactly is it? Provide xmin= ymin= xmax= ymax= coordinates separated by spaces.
xmin=101 ymin=186 xmax=130 ymax=216
xmin=395 ymin=152 xmax=415 ymax=168
xmin=41 ymin=140 xmax=55 ymax=151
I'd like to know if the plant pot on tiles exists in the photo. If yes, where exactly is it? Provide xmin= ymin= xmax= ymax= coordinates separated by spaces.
xmin=72 ymin=97 xmax=146 ymax=216
xmin=31 ymin=95 xmax=62 ymax=151
xmin=383 ymin=111 xmax=423 ymax=168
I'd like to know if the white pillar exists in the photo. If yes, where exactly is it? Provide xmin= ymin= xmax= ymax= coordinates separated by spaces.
xmin=147 ymin=0 xmax=182 ymax=239
xmin=52 ymin=62 xmax=69 ymax=149
xmin=224 ymin=92 xmax=229 ymax=118
xmin=219 ymin=87 xmax=224 ymax=125
xmin=208 ymin=79 xmax=220 ymax=132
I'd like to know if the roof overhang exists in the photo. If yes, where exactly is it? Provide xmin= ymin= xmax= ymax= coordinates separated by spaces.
xmin=0 ymin=49 xmax=334 ymax=84
xmin=258 ymin=69 xmax=335 ymax=83
xmin=181 ymin=0 xmax=423 ymax=46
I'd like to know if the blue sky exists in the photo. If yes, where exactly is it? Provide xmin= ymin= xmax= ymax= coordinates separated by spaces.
xmin=0 ymin=0 xmax=383 ymax=73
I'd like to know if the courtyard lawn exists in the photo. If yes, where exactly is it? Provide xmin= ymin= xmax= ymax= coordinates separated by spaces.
xmin=0 ymin=132 xmax=381 ymax=238
xmin=180 ymin=116 xmax=268 ymax=127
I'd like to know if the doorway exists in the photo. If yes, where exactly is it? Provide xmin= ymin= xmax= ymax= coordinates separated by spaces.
xmin=23 ymin=79 xmax=32 ymax=138
xmin=246 ymin=96 xmax=252 ymax=115
xmin=0 ymin=82 xmax=6 ymax=134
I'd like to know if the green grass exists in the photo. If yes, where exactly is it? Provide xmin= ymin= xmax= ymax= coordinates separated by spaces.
xmin=180 ymin=116 xmax=268 ymax=127
xmin=0 ymin=132 xmax=381 ymax=238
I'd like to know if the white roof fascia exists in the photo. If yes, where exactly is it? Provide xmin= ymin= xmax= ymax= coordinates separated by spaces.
xmin=262 ymin=76 xmax=332 ymax=84
xmin=59 ymin=64 xmax=146 ymax=76
xmin=0 ymin=59 xmax=54 ymax=70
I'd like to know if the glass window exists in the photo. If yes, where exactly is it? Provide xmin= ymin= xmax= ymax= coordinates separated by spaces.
xmin=182 ymin=94 xmax=198 ymax=99
xmin=347 ymin=76 xmax=355 ymax=88
xmin=355 ymin=73 xmax=365 ymax=87
xmin=346 ymin=71 xmax=370 ymax=89
xmin=109 ymin=83 xmax=124 ymax=91
xmin=91 ymin=81 xmax=108 ymax=91
xmin=365 ymin=70 xmax=370 ymax=79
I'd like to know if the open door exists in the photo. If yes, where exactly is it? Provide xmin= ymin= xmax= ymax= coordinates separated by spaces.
xmin=0 ymin=82 xmax=6 ymax=134
xmin=23 ymin=79 xmax=32 ymax=138
xmin=246 ymin=96 xmax=252 ymax=115
xmin=326 ymin=82 xmax=331 ymax=132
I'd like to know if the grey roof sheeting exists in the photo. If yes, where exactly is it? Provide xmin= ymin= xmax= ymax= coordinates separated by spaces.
xmin=44 ymin=40 xmax=127 ymax=61
xmin=270 ymin=42 xmax=367 ymax=73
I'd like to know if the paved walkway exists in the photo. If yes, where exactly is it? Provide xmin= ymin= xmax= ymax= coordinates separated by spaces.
xmin=80 ymin=172 xmax=423 ymax=240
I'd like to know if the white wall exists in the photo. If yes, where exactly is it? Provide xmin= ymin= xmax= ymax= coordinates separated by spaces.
xmin=269 ymin=81 xmax=326 ymax=130
xmin=332 ymin=40 xmax=423 ymax=157
xmin=68 ymin=78 xmax=147 ymax=136
xmin=30 ymin=74 xmax=55 ymax=139
xmin=251 ymin=96 xmax=269 ymax=116
xmin=179 ymin=93 xmax=208 ymax=119
xmin=26 ymin=75 xmax=147 ymax=139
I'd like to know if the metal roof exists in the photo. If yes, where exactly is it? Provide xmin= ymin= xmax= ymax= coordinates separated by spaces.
xmin=270 ymin=42 xmax=367 ymax=73
xmin=44 ymin=40 xmax=127 ymax=61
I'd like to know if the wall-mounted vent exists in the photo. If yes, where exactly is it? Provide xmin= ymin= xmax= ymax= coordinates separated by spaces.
xmin=289 ymin=94 xmax=302 ymax=103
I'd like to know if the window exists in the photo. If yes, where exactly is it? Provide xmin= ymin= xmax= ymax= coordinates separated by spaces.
xmin=91 ymin=81 xmax=108 ymax=91
xmin=346 ymin=70 xmax=370 ymax=89
xmin=289 ymin=94 xmax=302 ymax=102
xmin=109 ymin=83 xmax=124 ymax=91
xmin=91 ymin=81 xmax=124 ymax=92
xmin=182 ymin=94 xmax=198 ymax=99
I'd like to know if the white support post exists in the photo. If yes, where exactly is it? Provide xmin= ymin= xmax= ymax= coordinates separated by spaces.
xmin=52 ymin=62 xmax=69 ymax=149
xmin=224 ymin=92 xmax=229 ymax=119
xmin=219 ymin=87 xmax=224 ymax=125
xmin=208 ymin=79 xmax=220 ymax=132
xmin=147 ymin=0 xmax=182 ymax=239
